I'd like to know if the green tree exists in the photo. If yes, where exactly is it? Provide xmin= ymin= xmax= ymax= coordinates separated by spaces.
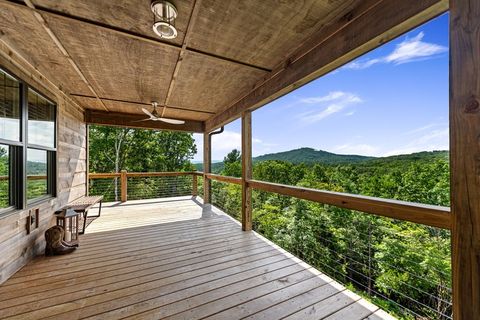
xmin=222 ymin=149 xmax=241 ymax=177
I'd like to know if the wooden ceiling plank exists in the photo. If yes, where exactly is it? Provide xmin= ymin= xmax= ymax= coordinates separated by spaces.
xmin=205 ymin=0 xmax=448 ymax=132
xmin=22 ymin=0 xmax=109 ymax=111
xmin=5 ymin=0 xmax=270 ymax=73
xmin=85 ymin=110 xmax=204 ymax=133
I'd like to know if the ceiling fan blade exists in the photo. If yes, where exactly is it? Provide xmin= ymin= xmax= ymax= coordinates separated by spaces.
xmin=142 ymin=108 xmax=154 ymax=118
xmin=132 ymin=118 xmax=153 ymax=122
xmin=158 ymin=118 xmax=185 ymax=125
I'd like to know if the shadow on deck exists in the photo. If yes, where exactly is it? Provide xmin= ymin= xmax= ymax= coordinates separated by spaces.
xmin=0 ymin=196 xmax=395 ymax=320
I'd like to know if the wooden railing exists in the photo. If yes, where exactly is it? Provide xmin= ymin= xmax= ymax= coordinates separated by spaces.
xmin=204 ymin=173 xmax=452 ymax=230
xmin=87 ymin=170 xmax=451 ymax=229
xmin=88 ymin=171 xmax=202 ymax=202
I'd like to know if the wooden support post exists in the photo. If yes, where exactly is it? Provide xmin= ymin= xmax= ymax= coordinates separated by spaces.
xmin=192 ymin=174 xmax=198 ymax=196
xmin=241 ymin=112 xmax=252 ymax=231
xmin=120 ymin=170 xmax=127 ymax=202
xmin=86 ymin=123 xmax=89 ymax=196
xmin=203 ymin=133 xmax=211 ymax=204
xmin=450 ymin=0 xmax=480 ymax=318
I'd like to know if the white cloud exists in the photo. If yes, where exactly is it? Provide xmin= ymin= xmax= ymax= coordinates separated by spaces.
xmin=333 ymin=144 xmax=380 ymax=156
xmin=343 ymin=32 xmax=447 ymax=70
xmin=298 ymin=91 xmax=362 ymax=124
xmin=384 ymin=127 xmax=449 ymax=156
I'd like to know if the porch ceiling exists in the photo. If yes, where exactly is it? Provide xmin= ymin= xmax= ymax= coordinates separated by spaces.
xmin=0 ymin=0 xmax=360 ymax=121
xmin=0 ymin=0 xmax=447 ymax=128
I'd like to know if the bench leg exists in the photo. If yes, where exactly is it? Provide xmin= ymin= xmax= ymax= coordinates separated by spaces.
xmin=80 ymin=211 xmax=87 ymax=235
xmin=87 ymin=201 xmax=102 ymax=218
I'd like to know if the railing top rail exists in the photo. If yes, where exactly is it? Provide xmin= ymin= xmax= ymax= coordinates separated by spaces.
xmin=89 ymin=171 xmax=200 ymax=179
xmin=248 ymin=179 xmax=451 ymax=230
xmin=87 ymin=170 xmax=451 ymax=229
xmin=205 ymin=173 xmax=242 ymax=185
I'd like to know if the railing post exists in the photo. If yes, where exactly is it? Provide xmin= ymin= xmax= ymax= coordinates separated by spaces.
xmin=120 ymin=170 xmax=127 ymax=202
xmin=192 ymin=173 xmax=198 ymax=196
xmin=203 ymin=133 xmax=211 ymax=204
xmin=241 ymin=111 xmax=252 ymax=231
xmin=450 ymin=0 xmax=480 ymax=318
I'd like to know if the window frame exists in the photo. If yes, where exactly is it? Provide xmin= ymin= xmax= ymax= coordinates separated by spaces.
xmin=0 ymin=66 xmax=57 ymax=216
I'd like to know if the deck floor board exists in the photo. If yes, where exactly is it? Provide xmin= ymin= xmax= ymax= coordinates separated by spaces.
xmin=0 ymin=196 xmax=393 ymax=319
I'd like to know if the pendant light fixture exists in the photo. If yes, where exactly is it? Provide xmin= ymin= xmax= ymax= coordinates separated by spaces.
xmin=151 ymin=0 xmax=178 ymax=39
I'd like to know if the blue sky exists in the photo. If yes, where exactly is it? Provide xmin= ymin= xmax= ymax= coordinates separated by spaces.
xmin=194 ymin=13 xmax=449 ymax=162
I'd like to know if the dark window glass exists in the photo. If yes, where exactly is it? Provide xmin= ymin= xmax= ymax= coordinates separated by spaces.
xmin=0 ymin=144 xmax=9 ymax=208
xmin=0 ymin=69 xmax=20 ymax=141
xmin=28 ymin=89 xmax=55 ymax=148
xmin=27 ymin=148 xmax=48 ymax=200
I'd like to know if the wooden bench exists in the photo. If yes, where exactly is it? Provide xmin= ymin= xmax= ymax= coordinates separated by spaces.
xmin=61 ymin=196 xmax=103 ymax=234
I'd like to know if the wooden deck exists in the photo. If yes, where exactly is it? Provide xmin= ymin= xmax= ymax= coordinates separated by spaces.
xmin=0 ymin=196 xmax=395 ymax=320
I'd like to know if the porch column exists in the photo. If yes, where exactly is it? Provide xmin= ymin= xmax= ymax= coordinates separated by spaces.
xmin=241 ymin=111 xmax=252 ymax=231
xmin=203 ymin=132 xmax=211 ymax=204
xmin=450 ymin=0 xmax=480 ymax=318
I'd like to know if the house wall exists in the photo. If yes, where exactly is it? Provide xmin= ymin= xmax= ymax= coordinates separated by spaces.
xmin=0 ymin=48 xmax=86 ymax=284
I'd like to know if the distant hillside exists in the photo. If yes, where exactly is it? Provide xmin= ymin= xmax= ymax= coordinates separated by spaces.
xmin=253 ymin=147 xmax=374 ymax=164
xmin=194 ymin=148 xmax=449 ymax=173
xmin=195 ymin=147 xmax=374 ymax=172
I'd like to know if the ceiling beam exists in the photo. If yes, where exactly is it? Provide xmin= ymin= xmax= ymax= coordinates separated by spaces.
xmin=164 ymin=0 xmax=202 ymax=107
xmin=5 ymin=0 xmax=271 ymax=73
xmin=70 ymin=93 xmax=216 ymax=115
xmin=22 ymin=0 xmax=109 ymax=111
xmin=205 ymin=0 xmax=448 ymax=132
xmin=85 ymin=110 xmax=204 ymax=133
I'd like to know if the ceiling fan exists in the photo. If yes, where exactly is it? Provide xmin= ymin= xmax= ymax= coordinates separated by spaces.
xmin=140 ymin=102 xmax=185 ymax=124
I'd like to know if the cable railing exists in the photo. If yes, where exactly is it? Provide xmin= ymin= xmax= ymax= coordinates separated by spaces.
xmin=88 ymin=171 xmax=200 ymax=202
xmin=211 ymin=178 xmax=241 ymax=221
xmin=204 ymin=173 xmax=452 ymax=320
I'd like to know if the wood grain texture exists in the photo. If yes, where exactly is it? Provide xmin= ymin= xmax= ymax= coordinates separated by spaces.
xmin=167 ymin=51 xmax=267 ymax=115
xmin=0 ymin=1 xmax=91 ymax=97
xmin=0 ymin=197 xmax=389 ymax=319
xmin=84 ymin=110 xmax=204 ymax=133
xmin=450 ymin=0 xmax=480 ymax=318
xmin=31 ymin=0 xmax=194 ymax=46
xmin=242 ymin=112 xmax=252 ymax=231
xmin=248 ymin=180 xmax=451 ymax=229
xmin=0 ymin=50 xmax=86 ymax=284
xmin=204 ymin=173 xmax=241 ymax=185
xmin=205 ymin=0 xmax=448 ymax=131
xmin=43 ymin=13 xmax=179 ymax=104
xmin=188 ymin=0 xmax=359 ymax=69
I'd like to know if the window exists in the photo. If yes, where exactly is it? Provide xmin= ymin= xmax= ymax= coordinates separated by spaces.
xmin=0 ymin=67 xmax=57 ymax=213
xmin=28 ymin=89 xmax=55 ymax=148
xmin=0 ymin=70 xmax=20 ymax=141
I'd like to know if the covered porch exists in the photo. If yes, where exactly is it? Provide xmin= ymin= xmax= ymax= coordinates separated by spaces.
xmin=0 ymin=197 xmax=391 ymax=320
xmin=0 ymin=0 xmax=478 ymax=319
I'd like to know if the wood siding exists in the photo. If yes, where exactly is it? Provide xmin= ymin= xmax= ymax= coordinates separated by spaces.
xmin=0 ymin=44 xmax=87 ymax=284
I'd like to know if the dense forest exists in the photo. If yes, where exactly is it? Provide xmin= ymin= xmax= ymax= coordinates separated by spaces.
xmin=211 ymin=149 xmax=451 ymax=319
xmin=86 ymin=125 xmax=451 ymax=319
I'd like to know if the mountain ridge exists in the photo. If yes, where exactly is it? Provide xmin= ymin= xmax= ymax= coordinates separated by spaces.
xmin=194 ymin=147 xmax=448 ymax=172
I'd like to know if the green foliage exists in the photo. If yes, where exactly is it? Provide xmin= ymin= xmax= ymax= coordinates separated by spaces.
xmin=88 ymin=125 xmax=197 ymax=201
xmin=222 ymin=149 xmax=242 ymax=177
xmin=212 ymin=150 xmax=451 ymax=319
xmin=254 ymin=147 xmax=375 ymax=164
xmin=89 ymin=125 xmax=197 ymax=173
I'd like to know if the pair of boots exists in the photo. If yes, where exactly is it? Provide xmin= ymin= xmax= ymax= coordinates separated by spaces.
xmin=45 ymin=226 xmax=77 ymax=256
